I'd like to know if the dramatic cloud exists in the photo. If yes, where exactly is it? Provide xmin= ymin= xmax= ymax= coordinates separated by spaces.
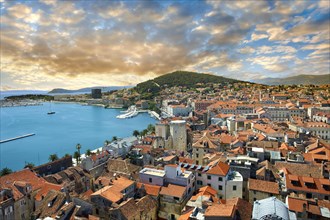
xmin=0 ymin=0 xmax=329 ymax=90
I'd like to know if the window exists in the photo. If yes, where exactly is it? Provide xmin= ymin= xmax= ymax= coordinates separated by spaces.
xmin=207 ymin=175 xmax=211 ymax=180
xmin=207 ymin=184 xmax=211 ymax=187
xmin=197 ymin=180 xmax=203 ymax=185
xmin=198 ymin=173 xmax=201 ymax=177
xmin=253 ymin=198 xmax=256 ymax=201
xmin=174 ymin=197 xmax=179 ymax=201
xmin=306 ymin=193 xmax=312 ymax=199
xmin=196 ymin=153 xmax=199 ymax=158
xmin=218 ymin=185 xmax=223 ymax=190
xmin=233 ymin=186 xmax=237 ymax=191
xmin=218 ymin=177 xmax=223 ymax=182
xmin=149 ymin=178 xmax=152 ymax=183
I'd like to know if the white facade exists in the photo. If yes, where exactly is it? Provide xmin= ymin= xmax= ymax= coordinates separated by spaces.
xmin=195 ymin=170 xmax=243 ymax=199
xmin=139 ymin=165 xmax=195 ymax=195
xmin=167 ymin=105 xmax=191 ymax=117
xmin=169 ymin=120 xmax=187 ymax=151
xmin=104 ymin=136 xmax=138 ymax=157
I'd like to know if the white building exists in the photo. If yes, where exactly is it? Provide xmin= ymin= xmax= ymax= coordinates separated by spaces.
xmin=104 ymin=136 xmax=138 ymax=157
xmin=139 ymin=164 xmax=195 ymax=196
xmin=167 ymin=104 xmax=191 ymax=117
xmin=181 ymin=161 xmax=243 ymax=199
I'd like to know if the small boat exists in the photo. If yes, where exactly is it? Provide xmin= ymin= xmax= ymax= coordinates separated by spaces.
xmin=47 ymin=101 xmax=55 ymax=115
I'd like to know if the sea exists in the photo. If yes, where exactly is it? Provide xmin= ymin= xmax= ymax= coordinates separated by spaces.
xmin=0 ymin=102 xmax=157 ymax=171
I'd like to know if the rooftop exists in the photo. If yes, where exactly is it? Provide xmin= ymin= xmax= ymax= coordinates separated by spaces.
xmin=140 ymin=168 xmax=166 ymax=177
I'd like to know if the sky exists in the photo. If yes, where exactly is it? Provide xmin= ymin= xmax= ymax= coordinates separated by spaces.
xmin=0 ymin=0 xmax=329 ymax=90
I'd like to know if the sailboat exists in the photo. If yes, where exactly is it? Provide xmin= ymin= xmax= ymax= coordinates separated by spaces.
xmin=47 ymin=101 xmax=55 ymax=115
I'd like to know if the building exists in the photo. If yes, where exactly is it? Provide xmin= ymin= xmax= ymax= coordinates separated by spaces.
xmin=167 ymin=105 xmax=191 ymax=117
xmin=169 ymin=120 xmax=187 ymax=151
xmin=159 ymin=184 xmax=189 ymax=220
xmin=139 ymin=164 xmax=195 ymax=196
xmin=0 ymin=169 xmax=62 ymax=220
xmin=248 ymin=178 xmax=281 ymax=203
xmin=252 ymin=197 xmax=297 ymax=220
xmin=91 ymin=89 xmax=102 ymax=99
xmin=90 ymin=176 xmax=135 ymax=218
xmin=181 ymin=161 xmax=243 ymax=199
xmin=192 ymin=131 xmax=220 ymax=165
xmin=32 ymin=155 xmax=73 ymax=177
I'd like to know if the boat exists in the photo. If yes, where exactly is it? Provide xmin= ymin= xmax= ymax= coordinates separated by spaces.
xmin=47 ymin=101 xmax=56 ymax=115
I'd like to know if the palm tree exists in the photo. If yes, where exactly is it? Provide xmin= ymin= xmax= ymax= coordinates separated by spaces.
xmin=73 ymin=151 xmax=80 ymax=165
xmin=24 ymin=162 xmax=35 ymax=169
xmin=104 ymin=140 xmax=110 ymax=146
xmin=0 ymin=167 xmax=12 ymax=176
xmin=140 ymin=129 xmax=148 ymax=138
xmin=112 ymin=136 xmax=118 ymax=142
xmin=76 ymin=143 xmax=81 ymax=156
xmin=49 ymin=154 xmax=58 ymax=162
xmin=133 ymin=130 xmax=140 ymax=138
xmin=147 ymin=124 xmax=155 ymax=133
xmin=86 ymin=149 xmax=92 ymax=156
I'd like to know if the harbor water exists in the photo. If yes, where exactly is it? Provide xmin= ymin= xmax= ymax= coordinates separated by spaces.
xmin=0 ymin=102 xmax=156 ymax=171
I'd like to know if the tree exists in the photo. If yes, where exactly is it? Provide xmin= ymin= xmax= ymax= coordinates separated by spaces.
xmin=147 ymin=124 xmax=155 ymax=133
xmin=64 ymin=153 xmax=71 ymax=157
xmin=86 ymin=149 xmax=92 ymax=156
xmin=112 ymin=136 xmax=118 ymax=141
xmin=0 ymin=167 xmax=12 ymax=176
xmin=73 ymin=151 xmax=81 ymax=165
xmin=140 ymin=129 xmax=148 ymax=137
xmin=24 ymin=162 xmax=35 ymax=169
xmin=104 ymin=140 xmax=110 ymax=146
xmin=49 ymin=154 xmax=58 ymax=162
xmin=76 ymin=143 xmax=81 ymax=156
xmin=133 ymin=130 xmax=140 ymax=138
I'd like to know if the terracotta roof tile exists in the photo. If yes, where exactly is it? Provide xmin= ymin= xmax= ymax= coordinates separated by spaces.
xmin=160 ymin=184 xmax=186 ymax=198
xmin=205 ymin=204 xmax=235 ymax=217
xmin=248 ymin=178 xmax=280 ymax=194
xmin=136 ymin=182 xmax=161 ymax=196
xmin=206 ymin=162 xmax=230 ymax=176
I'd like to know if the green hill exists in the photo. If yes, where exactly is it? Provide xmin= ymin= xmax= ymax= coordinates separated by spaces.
xmin=135 ymin=71 xmax=242 ymax=95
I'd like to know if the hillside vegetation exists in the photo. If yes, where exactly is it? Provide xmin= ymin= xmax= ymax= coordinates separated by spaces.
xmin=135 ymin=71 xmax=241 ymax=96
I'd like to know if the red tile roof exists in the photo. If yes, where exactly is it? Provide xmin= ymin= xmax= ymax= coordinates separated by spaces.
xmin=286 ymin=175 xmax=330 ymax=196
xmin=248 ymin=178 xmax=280 ymax=194
xmin=0 ymin=169 xmax=62 ymax=200
xmin=160 ymin=184 xmax=186 ymax=198
xmin=136 ymin=182 xmax=161 ymax=196
xmin=205 ymin=204 xmax=235 ymax=217
xmin=206 ymin=162 xmax=230 ymax=176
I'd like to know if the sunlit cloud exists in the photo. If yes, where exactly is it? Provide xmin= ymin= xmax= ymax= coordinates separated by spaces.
xmin=0 ymin=0 xmax=329 ymax=90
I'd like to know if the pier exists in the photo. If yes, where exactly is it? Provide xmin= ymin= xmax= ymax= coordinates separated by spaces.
xmin=0 ymin=133 xmax=35 ymax=144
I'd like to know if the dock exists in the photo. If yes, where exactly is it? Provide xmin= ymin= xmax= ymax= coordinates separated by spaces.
xmin=0 ymin=133 xmax=35 ymax=144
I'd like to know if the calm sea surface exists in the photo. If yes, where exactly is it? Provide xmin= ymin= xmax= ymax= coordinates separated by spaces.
xmin=0 ymin=102 xmax=156 ymax=171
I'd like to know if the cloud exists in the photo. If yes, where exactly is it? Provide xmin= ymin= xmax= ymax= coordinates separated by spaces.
xmin=239 ymin=47 xmax=255 ymax=54
xmin=7 ymin=3 xmax=32 ymax=19
xmin=0 ymin=0 xmax=329 ymax=89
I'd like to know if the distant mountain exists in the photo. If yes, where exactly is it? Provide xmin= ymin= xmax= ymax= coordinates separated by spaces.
xmin=254 ymin=74 xmax=330 ymax=85
xmin=135 ymin=71 xmax=243 ymax=95
xmin=48 ymin=86 xmax=133 ymax=94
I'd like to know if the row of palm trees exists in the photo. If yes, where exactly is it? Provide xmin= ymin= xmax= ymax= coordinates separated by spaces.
xmin=132 ymin=124 xmax=155 ymax=139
